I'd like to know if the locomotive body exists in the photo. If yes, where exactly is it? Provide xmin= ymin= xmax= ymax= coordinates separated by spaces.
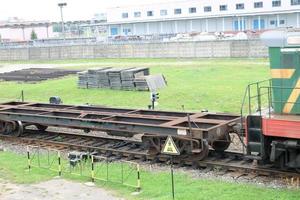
xmin=246 ymin=30 xmax=300 ymax=171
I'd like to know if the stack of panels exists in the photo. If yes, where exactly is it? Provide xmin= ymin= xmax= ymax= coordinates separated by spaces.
xmin=134 ymin=76 xmax=149 ymax=91
xmin=77 ymin=67 xmax=151 ymax=91
xmin=97 ymin=68 xmax=112 ymax=88
xmin=87 ymin=68 xmax=101 ymax=88
xmin=121 ymin=67 xmax=149 ymax=90
xmin=77 ymin=71 xmax=88 ymax=88
xmin=108 ymin=68 xmax=124 ymax=90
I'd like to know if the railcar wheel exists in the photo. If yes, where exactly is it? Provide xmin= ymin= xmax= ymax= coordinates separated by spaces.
xmin=12 ymin=121 xmax=23 ymax=137
xmin=211 ymin=134 xmax=231 ymax=152
xmin=0 ymin=121 xmax=6 ymax=133
xmin=5 ymin=122 xmax=15 ymax=134
xmin=0 ymin=121 xmax=23 ymax=137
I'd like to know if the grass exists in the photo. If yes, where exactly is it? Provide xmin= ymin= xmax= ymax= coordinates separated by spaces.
xmin=0 ymin=150 xmax=299 ymax=200
xmin=0 ymin=58 xmax=270 ymax=113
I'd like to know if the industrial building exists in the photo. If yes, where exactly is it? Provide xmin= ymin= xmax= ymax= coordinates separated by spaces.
xmin=0 ymin=18 xmax=54 ymax=41
xmin=106 ymin=0 xmax=300 ymax=36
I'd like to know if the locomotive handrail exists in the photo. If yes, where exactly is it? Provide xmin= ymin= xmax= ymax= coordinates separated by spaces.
xmin=259 ymin=85 xmax=300 ymax=117
xmin=240 ymin=79 xmax=272 ymax=128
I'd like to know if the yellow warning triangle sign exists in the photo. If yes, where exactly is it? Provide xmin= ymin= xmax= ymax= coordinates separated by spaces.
xmin=162 ymin=136 xmax=180 ymax=155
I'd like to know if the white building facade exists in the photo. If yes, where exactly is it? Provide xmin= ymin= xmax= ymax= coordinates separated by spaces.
xmin=106 ymin=0 xmax=300 ymax=36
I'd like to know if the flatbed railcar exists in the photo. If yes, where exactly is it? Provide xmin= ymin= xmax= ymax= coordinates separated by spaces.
xmin=0 ymin=101 xmax=240 ymax=160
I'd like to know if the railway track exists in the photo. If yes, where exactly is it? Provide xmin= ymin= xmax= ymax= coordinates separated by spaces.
xmin=1 ymin=128 xmax=299 ymax=179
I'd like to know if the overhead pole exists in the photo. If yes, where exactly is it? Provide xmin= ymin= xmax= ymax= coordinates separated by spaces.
xmin=58 ymin=2 xmax=67 ymax=40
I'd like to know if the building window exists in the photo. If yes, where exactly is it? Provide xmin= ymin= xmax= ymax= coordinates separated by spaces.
xmin=204 ymin=6 xmax=212 ymax=12
xmin=111 ymin=28 xmax=118 ymax=36
xmin=270 ymin=20 xmax=277 ymax=26
xmin=123 ymin=28 xmax=131 ymax=35
xmin=174 ymin=8 xmax=182 ymax=14
xmin=291 ymin=0 xmax=300 ymax=5
xmin=147 ymin=11 xmax=154 ymax=16
xmin=189 ymin=7 xmax=197 ymax=13
xmin=236 ymin=3 xmax=245 ymax=10
xmin=254 ymin=2 xmax=263 ymax=8
xmin=280 ymin=19 xmax=285 ymax=24
xmin=134 ymin=12 xmax=141 ymax=18
xmin=122 ymin=13 xmax=128 ymax=18
xmin=234 ymin=20 xmax=246 ymax=31
xmin=220 ymin=5 xmax=227 ymax=11
xmin=253 ymin=19 xmax=265 ymax=30
xmin=272 ymin=0 xmax=281 ymax=7
xmin=160 ymin=9 xmax=168 ymax=16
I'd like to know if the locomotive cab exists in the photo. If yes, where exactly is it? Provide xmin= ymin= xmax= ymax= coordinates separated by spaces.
xmin=245 ymin=30 xmax=300 ymax=171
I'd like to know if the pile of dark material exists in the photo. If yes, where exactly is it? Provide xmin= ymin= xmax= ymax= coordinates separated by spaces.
xmin=0 ymin=68 xmax=80 ymax=82
xmin=78 ymin=67 xmax=150 ymax=91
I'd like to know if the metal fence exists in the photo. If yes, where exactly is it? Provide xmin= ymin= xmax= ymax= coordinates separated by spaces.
xmin=0 ymin=37 xmax=98 ymax=49
xmin=0 ymin=32 xmax=260 ymax=49
xmin=26 ymin=145 xmax=141 ymax=191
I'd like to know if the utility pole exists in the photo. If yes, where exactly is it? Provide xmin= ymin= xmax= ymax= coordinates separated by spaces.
xmin=58 ymin=2 xmax=67 ymax=39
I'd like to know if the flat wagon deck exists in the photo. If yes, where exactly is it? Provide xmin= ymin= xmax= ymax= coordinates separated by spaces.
xmin=0 ymin=101 xmax=240 ymax=159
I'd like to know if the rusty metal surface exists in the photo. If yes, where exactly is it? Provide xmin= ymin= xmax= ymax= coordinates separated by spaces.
xmin=0 ymin=101 xmax=240 ymax=139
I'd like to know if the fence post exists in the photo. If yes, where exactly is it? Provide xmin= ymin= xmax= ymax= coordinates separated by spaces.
xmin=121 ymin=162 xmax=124 ymax=184
xmin=58 ymin=151 xmax=62 ymax=176
xmin=27 ymin=146 xmax=31 ymax=172
xmin=137 ymin=164 xmax=141 ymax=191
xmin=106 ymin=157 xmax=109 ymax=181
xmin=80 ymin=159 xmax=83 ymax=175
xmin=21 ymin=90 xmax=24 ymax=102
xmin=91 ymin=155 xmax=95 ymax=182
xmin=37 ymin=147 xmax=40 ymax=167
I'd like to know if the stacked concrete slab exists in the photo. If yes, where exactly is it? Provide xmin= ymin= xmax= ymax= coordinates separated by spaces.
xmin=77 ymin=71 xmax=88 ymax=88
xmin=77 ymin=67 xmax=150 ymax=90
xmin=108 ymin=68 xmax=124 ymax=90
xmin=87 ymin=69 xmax=101 ymax=88
xmin=98 ymin=68 xmax=112 ymax=88
xmin=134 ymin=77 xmax=149 ymax=91
xmin=121 ymin=67 xmax=150 ymax=90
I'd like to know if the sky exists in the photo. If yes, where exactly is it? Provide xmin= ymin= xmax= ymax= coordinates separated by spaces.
xmin=0 ymin=0 xmax=172 ymax=22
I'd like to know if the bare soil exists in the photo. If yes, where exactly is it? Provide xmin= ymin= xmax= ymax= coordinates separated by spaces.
xmin=0 ymin=178 xmax=124 ymax=200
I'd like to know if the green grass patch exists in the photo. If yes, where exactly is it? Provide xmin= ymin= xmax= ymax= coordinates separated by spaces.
xmin=0 ymin=58 xmax=270 ymax=113
xmin=0 ymin=150 xmax=299 ymax=200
